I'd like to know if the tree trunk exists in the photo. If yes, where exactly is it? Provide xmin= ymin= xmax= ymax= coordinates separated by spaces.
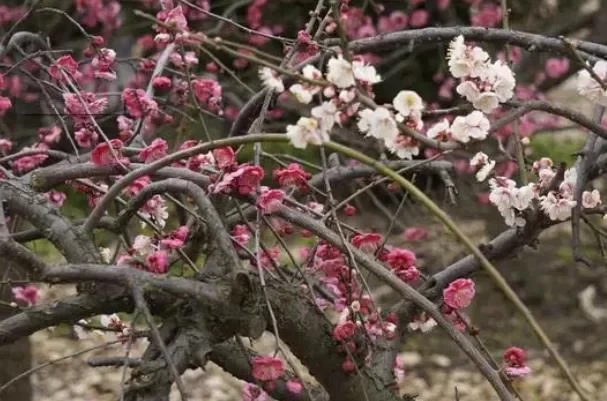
xmin=0 ymin=263 xmax=33 ymax=401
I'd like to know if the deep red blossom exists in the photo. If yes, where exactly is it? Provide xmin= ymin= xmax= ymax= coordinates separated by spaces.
xmin=191 ymin=79 xmax=222 ymax=113
xmin=139 ymin=138 xmax=168 ymax=163
xmin=332 ymin=320 xmax=357 ymax=341
xmin=351 ymin=233 xmax=383 ymax=253
xmin=213 ymin=147 xmax=236 ymax=170
xmin=259 ymin=247 xmax=281 ymax=269
xmin=122 ymin=88 xmax=158 ymax=118
xmin=63 ymin=92 xmax=108 ymax=128
xmin=49 ymin=55 xmax=82 ymax=82
xmin=251 ymin=356 xmax=285 ymax=382
xmin=12 ymin=285 xmax=40 ymax=306
xmin=0 ymin=96 xmax=12 ymax=116
xmin=257 ymin=188 xmax=285 ymax=214
xmin=343 ymin=204 xmax=357 ymax=216
xmin=384 ymin=248 xmax=416 ymax=270
xmin=152 ymin=76 xmax=172 ymax=90
xmin=145 ymin=251 xmax=169 ymax=274
xmin=443 ymin=278 xmax=476 ymax=310
xmin=124 ymin=176 xmax=151 ymax=197
xmin=91 ymin=48 xmax=117 ymax=80
xmin=231 ymin=224 xmax=252 ymax=245
xmin=402 ymin=227 xmax=428 ymax=242
xmin=273 ymin=163 xmax=311 ymax=189
xmin=38 ymin=126 xmax=62 ymax=145
xmin=212 ymin=164 xmax=264 ymax=195
xmin=160 ymin=226 xmax=189 ymax=249
xmin=341 ymin=358 xmax=356 ymax=373
xmin=91 ymin=139 xmax=127 ymax=166
xmin=45 ymin=190 xmax=67 ymax=207
xmin=11 ymin=144 xmax=49 ymax=174
xmin=503 ymin=346 xmax=531 ymax=378
xmin=74 ymin=128 xmax=99 ymax=148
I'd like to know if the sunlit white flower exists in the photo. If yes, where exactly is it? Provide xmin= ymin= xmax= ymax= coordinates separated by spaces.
xmin=311 ymin=101 xmax=338 ymax=134
xmin=357 ymin=107 xmax=399 ymax=142
xmin=538 ymin=168 xmax=556 ymax=188
xmin=486 ymin=60 xmax=515 ymax=102
xmin=302 ymin=65 xmax=322 ymax=80
xmin=352 ymin=60 xmax=381 ymax=84
xmin=408 ymin=314 xmax=437 ymax=333
xmin=338 ymin=89 xmax=356 ymax=103
xmin=489 ymin=177 xmax=517 ymax=212
xmin=540 ymin=192 xmax=577 ymax=221
xmin=582 ymin=189 xmax=602 ymax=209
xmin=140 ymin=195 xmax=168 ymax=228
xmin=450 ymin=111 xmax=490 ymax=143
xmin=289 ymin=83 xmax=314 ymax=104
xmin=512 ymin=183 xmax=538 ymax=211
xmin=385 ymin=135 xmax=419 ymax=160
xmin=577 ymin=60 xmax=607 ymax=105
xmin=326 ymin=55 xmax=355 ymax=88
xmin=447 ymin=35 xmax=490 ymax=78
xmin=133 ymin=235 xmax=154 ymax=256
xmin=392 ymin=90 xmax=424 ymax=117
xmin=426 ymin=119 xmax=451 ymax=141
xmin=259 ymin=67 xmax=284 ymax=92
xmin=559 ymin=167 xmax=577 ymax=198
xmin=286 ymin=117 xmax=329 ymax=149
xmin=470 ymin=152 xmax=495 ymax=182
xmin=456 ymin=81 xmax=500 ymax=113
xmin=100 ymin=314 xmax=121 ymax=328
xmin=99 ymin=247 xmax=112 ymax=263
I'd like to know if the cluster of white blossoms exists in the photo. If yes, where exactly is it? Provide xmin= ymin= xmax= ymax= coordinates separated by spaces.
xmin=282 ymin=55 xmax=384 ymax=149
xmin=448 ymin=35 xmax=516 ymax=113
xmin=489 ymin=158 xmax=603 ymax=227
xmin=576 ymin=60 xmax=607 ymax=105
xmin=427 ymin=110 xmax=491 ymax=144
xmin=488 ymin=177 xmax=538 ymax=227
xmin=469 ymin=151 xmax=496 ymax=182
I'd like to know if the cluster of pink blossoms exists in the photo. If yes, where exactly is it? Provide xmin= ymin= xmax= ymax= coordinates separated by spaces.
xmin=248 ymin=355 xmax=302 ymax=395
xmin=113 ymin=225 xmax=189 ymax=274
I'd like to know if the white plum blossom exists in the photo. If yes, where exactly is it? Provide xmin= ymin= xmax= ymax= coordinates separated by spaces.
xmin=486 ymin=60 xmax=516 ymax=102
xmin=385 ymin=135 xmax=420 ymax=160
xmin=326 ymin=55 xmax=355 ymax=88
xmin=352 ymin=60 xmax=381 ymax=84
xmin=311 ymin=101 xmax=338 ymax=134
xmin=392 ymin=90 xmax=424 ymax=119
xmin=338 ymin=89 xmax=356 ymax=103
xmin=357 ymin=107 xmax=399 ymax=142
xmin=448 ymin=36 xmax=515 ymax=112
xmin=447 ymin=35 xmax=490 ymax=78
xmin=540 ymin=192 xmax=577 ymax=221
xmin=100 ymin=314 xmax=121 ymax=328
xmin=286 ymin=117 xmax=329 ymax=149
xmin=426 ymin=119 xmax=451 ymax=141
xmin=289 ymin=83 xmax=314 ymax=104
xmin=582 ymin=189 xmax=602 ymax=209
xmin=302 ymin=64 xmax=322 ymax=80
xmin=141 ymin=195 xmax=168 ymax=228
xmin=577 ymin=60 xmax=607 ymax=105
xmin=99 ymin=247 xmax=112 ymax=263
xmin=258 ymin=67 xmax=284 ymax=92
xmin=559 ymin=167 xmax=577 ymax=198
xmin=408 ymin=314 xmax=437 ymax=333
xmin=456 ymin=81 xmax=500 ymax=113
xmin=450 ymin=111 xmax=490 ymax=143
xmin=133 ymin=235 xmax=154 ymax=256
xmin=470 ymin=152 xmax=496 ymax=182
xmin=489 ymin=178 xmax=537 ymax=227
